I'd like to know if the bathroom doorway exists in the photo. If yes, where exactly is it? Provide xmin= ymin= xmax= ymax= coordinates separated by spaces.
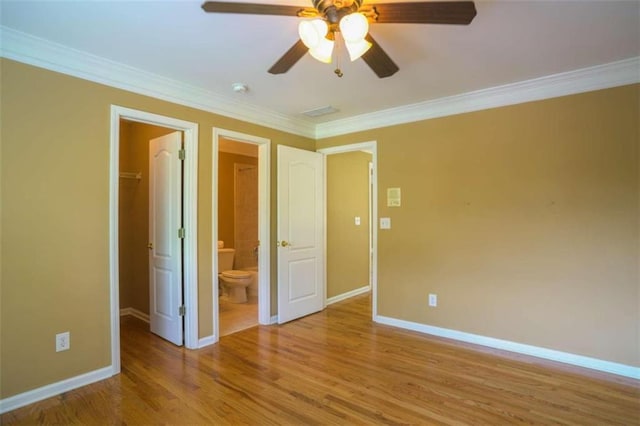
xmin=218 ymin=143 xmax=258 ymax=335
xmin=212 ymin=128 xmax=270 ymax=341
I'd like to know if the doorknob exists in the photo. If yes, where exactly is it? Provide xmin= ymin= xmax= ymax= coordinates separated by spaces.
xmin=280 ymin=240 xmax=290 ymax=247
xmin=147 ymin=243 xmax=153 ymax=250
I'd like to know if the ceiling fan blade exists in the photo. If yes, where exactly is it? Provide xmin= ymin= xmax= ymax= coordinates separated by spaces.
xmin=268 ymin=39 xmax=308 ymax=74
xmin=202 ymin=1 xmax=310 ymax=16
xmin=364 ymin=1 xmax=477 ymax=25
xmin=361 ymin=34 xmax=399 ymax=78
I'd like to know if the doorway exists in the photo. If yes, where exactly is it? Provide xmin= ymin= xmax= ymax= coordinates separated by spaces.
xmin=119 ymin=122 xmax=185 ymax=345
xmin=318 ymin=142 xmax=378 ymax=318
xmin=109 ymin=106 xmax=199 ymax=375
xmin=218 ymin=142 xmax=258 ymax=335
xmin=212 ymin=128 xmax=270 ymax=342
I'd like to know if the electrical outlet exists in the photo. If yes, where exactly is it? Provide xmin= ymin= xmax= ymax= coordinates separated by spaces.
xmin=428 ymin=294 xmax=437 ymax=307
xmin=56 ymin=331 xmax=70 ymax=352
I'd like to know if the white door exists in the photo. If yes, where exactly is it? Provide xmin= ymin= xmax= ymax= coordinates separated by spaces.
xmin=149 ymin=131 xmax=183 ymax=345
xmin=277 ymin=145 xmax=325 ymax=323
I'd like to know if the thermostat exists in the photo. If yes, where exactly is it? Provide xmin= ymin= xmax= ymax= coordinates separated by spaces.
xmin=387 ymin=187 xmax=401 ymax=207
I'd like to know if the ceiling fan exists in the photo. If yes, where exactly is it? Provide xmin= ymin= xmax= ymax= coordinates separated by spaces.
xmin=201 ymin=0 xmax=476 ymax=78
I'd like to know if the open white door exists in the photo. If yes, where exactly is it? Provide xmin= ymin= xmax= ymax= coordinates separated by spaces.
xmin=277 ymin=145 xmax=325 ymax=323
xmin=149 ymin=131 xmax=184 ymax=346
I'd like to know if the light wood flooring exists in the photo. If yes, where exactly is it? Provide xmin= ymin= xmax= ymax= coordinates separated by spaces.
xmin=2 ymin=293 xmax=638 ymax=425
xmin=219 ymin=294 xmax=259 ymax=336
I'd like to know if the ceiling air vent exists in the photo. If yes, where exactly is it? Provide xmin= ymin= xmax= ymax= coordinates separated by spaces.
xmin=302 ymin=105 xmax=339 ymax=118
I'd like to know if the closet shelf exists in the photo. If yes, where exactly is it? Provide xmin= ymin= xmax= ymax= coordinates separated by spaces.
xmin=119 ymin=172 xmax=142 ymax=180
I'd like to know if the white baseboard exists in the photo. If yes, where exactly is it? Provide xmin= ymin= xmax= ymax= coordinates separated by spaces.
xmin=198 ymin=336 xmax=216 ymax=348
xmin=375 ymin=315 xmax=640 ymax=380
xmin=326 ymin=285 xmax=371 ymax=305
xmin=120 ymin=307 xmax=150 ymax=323
xmin=0 ymin=366 xmax=114 ymax=414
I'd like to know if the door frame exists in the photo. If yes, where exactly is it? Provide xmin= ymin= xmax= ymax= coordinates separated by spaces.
xmin=109 ymin=105 xmax=199 ymax=375
xmin=317 ymin=141 xmax=378 ymax=319
xmin=212 ymin=128 xmax=271 ymax=342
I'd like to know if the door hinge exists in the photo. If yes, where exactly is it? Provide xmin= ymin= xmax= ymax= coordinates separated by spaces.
xmin=178 ymin=149 xmax=186 ymax=161
xmin=178 ymin=228 xmax=186 ymax=239
xmin=179 ymin=305 xmax=186 ymax=316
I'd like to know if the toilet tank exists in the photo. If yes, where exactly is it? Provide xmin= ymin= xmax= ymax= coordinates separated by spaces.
xmin=218 ymin=248 xmax=235 ymax=272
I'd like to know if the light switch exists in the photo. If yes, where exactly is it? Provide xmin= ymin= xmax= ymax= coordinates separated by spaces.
xmin=355 ymin=216 xmax=361 ymax=226
xmin=380 ymin=217 xmax=391 ymax=229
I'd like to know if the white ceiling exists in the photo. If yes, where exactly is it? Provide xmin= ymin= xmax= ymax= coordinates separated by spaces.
xmin=1 ymin=0 xmax=639 ymax=136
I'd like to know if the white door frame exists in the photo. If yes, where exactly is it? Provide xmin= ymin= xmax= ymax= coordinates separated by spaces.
xmin=109 ymin=105 xmax=199 ymax=375
xmin=212 ymin=128 xmax=271 ymax=343
xmin=317 ymin=141 xmax=378 ymax=319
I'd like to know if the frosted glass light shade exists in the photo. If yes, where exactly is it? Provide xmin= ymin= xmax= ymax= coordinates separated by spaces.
xmin=299 ymin=19 xmax=328 ymax=48
xmin=345 ymin=38 xmax=372 ymax=61
xmin=299 ymin=19 xmax=334 ymax=63
xmin=339 ymin=13 xmax=369 ymax=42
xmin=309 ymin=38 xmax=335 ymax=63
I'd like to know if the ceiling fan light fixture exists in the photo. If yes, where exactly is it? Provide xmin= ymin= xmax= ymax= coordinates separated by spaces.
xmin=339 ymin=12 xmax=369 ymax=42
xmin=309 ymin=38 xmax=335 ymax=63
xmin=345 ymin=38 xmax=372 ymax=61
xmin=299 ymin=18 xmax=334 ymax=63
xmin=298 ymin=19 xmax=328 ymax=49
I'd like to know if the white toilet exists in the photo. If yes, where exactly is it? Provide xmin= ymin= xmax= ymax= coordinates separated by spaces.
xmin=218 ymin=247 xmax=252 ymax=303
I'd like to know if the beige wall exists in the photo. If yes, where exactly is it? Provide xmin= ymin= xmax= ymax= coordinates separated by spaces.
xmin=1 ymin=57 xmax=637 ymax=401
xmin=0 ymin=59 xmax=314 ymax=398
xmin=217 ymin=151 xmax=258 ymax=249
xmin=119 ymin=121 xmax=175 ymax=315
xmin=327 ymin=151 xmax=371 ymax=298
xmin=318 ymin=84 xmax=640 ymax=367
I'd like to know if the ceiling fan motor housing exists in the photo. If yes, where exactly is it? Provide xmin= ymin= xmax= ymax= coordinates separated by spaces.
xmin=313 ymin=0 xmax=363 ymax=24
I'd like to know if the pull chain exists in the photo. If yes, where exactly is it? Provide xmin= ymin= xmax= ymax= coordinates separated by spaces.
xmin=334 ymin=31 xmax=344 ymax=78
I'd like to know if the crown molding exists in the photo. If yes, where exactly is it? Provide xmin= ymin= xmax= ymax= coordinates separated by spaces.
xmin=0 ymin=26 xmax=316 ymax=139
xmin=315 ymin=56 xmax=640 ymax=139
xmin=2 ymin=26 xmax=637 ymax=141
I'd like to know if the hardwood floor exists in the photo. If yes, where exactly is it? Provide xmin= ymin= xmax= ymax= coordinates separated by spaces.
xmin=3 ymin=293 xmax=639 ymax=425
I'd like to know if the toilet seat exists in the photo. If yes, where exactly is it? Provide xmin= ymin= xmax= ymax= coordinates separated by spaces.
xmin=221 ymin=270 xmax=251 ymax=279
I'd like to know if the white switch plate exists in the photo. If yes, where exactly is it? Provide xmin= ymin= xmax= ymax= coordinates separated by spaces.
xmin=380 ymin=217 xmax=391 ymax=229
xmin=428 ymin=294 xmax=437 ymax=307
xmin=355 ymin=216 xmax=361 ymax=226
xmin=56 ymin=331 xmax=70 ymax=352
